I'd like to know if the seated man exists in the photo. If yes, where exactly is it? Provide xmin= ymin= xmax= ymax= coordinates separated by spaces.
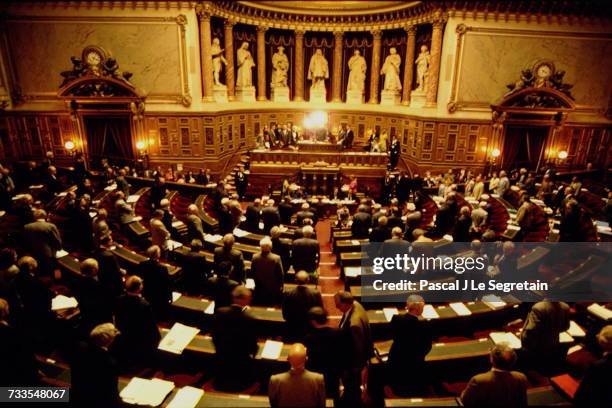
xmin=282 ymin=271 xmax=323 ymax=342
xmin=269 ymin=343 xmax=326 ymax=408
xmin=291 ymin=226 xmax=320 ymax=278
xmin=212 ymin=286 xmax=258 ymax=391
xmin=251 ymin=238 xmax=284 ymax=306
xmin=460 ymin=344 xmax=528 ymax=408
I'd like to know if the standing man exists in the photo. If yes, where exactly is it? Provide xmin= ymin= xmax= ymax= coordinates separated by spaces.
xmin=389 ymin=135 xmax=400 ymax=169
xmin=235 ymin=166 xmax=248 ymax=200
xmin=23 ymin=209 xmax=62 ymax=276
xmin=251 ymin=238 xmax=284 ymax=307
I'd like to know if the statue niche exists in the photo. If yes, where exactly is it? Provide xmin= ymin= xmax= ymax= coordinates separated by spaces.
xmin=502 ymin=60 xmax=574 ymax=108
xmin=59 ymin=46 xmax=139 ymax=98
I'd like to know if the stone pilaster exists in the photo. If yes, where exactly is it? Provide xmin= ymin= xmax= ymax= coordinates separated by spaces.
xmin=425 ymin=15 xmax=445 ymax=107
xmin=197 ymin=4 xmax=214 ymax=102
xmin=293 ymin=30 xmax=305 ymax=102
xmin=223 ymin=19 xmax=236 ymax=100
xmin=401 ymin=25 xmax=417 ymax=105
xmin=256 ymin=25 xmax=268 ymax=101
xmin=368 ymin=30 xmax=383 ymax=104
xmin=332 ymin=31 xmax=343 ymax=102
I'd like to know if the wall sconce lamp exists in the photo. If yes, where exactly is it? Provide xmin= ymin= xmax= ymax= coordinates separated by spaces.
xmin=136 ymin=141 xmax=146 ymax=151
xmin=491 ymin=148 xmax=501 ymax=158
xmin=557 ymin=150 xmax=568 ymax=160
xmin=64 ymin=140 xmax=75 ymax=151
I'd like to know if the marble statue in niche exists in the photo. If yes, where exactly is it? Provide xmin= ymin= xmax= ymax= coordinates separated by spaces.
xmin=347 ymin=50 xmax=367 ymax=93
xmin=415 ymin=44 xmax=430 ymax=92
xmin=211 ymin=37 xmax=227 ymax=87
xmin=271 ymin=46 xmax=289 ymax=88
xmin=308 ymin=49 xmax=329 ymax=91
xmin=236 ymin=41 xmax=255 ymax=88
xmin=380 ymin=47 xmax=402 ymax=91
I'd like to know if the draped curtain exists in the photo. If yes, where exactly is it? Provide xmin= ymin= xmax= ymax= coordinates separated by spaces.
xmin=502 ymin=127 xmax=548 ymax=170
xmin=85 ymin=117 xmax=133 ymax=167
xmin=266 ymin=30 xmax=295 ymax=100
xmin=342 ymin=32 xmax=373 ymax=102
xmin=304 ymin=33 xmax=334 ymax=102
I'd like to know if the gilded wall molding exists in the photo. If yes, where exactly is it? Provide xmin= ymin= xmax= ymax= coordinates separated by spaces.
xmin=3 ymin=14 xmax=191 ymax=106
xmin=447 ymin=24 xmax=612 ymax=114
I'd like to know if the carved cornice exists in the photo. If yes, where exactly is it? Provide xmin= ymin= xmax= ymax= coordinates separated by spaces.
xmin=371 ymin=30 xmax=383 ymax=40
xmin=405 ymin=25 xmax=417 ymax=35
xmin=256 ymin=25 xmax=269 ymax=34
xmin=333 ymin=31 xmax=344 ymax=40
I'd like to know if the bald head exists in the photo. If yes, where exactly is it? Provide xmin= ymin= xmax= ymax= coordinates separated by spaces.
xmin=287 ymin=343 xmax=308 ymax=370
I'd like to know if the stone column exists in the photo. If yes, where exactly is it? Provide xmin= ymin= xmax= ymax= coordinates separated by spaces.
xmin=425 ymin=16 xmax=445 ymax=107
xmin=368 ymin=30 xmax=383 ymax=104
xmin=401 ymin=25 xmax=417 ymax=105
xmin=332 ymin=31 xmax=344 ymax=102
xmin=224 ymin=19 xmax=236 ymax=101
xmin=197 ymin=5 xmax=214 ymax=102
xmin=293 ymin=30 xmax=305 ymax=102
xmin=256 ymin=26 xmax=268 ymax=101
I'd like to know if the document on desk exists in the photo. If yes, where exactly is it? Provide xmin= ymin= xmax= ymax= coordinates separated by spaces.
xmin=383 ymin=308 xmax=399 ymax=322
xmin=204 ymin=301 xmax=215 ymax=315
xmin=167 ymin=386 xmax=204 ymax=408
xmin=233 ymin=228 xmax=249 ymax=237
xmin=351 ymin=240 xmax=361 ymax=245
xmin=120 ymin=377 xmax=174 ymax=407
xmin=489 ymin=332 xmax=522 ymax=349
xmin=51 ymin=295 xmax=78 ymax=311
xmin=587 ymin=303 xmax=612 ymax=321
xmin=261 ymin=340 xmax=283 ymax=360
xmin=172 ymin=220 xmax=184 ymax=228
xmin=449 ymin=302 xmax=472 ymax=316
xmin=126 ymin=195 xmax=140 ymax=204
xmin=482 ymin=295 xmax=507 ymax=310
xmin=559 ymin=332 xmax=574 ymax=344
xmin=167 ymin=240 xmax=183 ymax=251
xmin=421 ymin=304 xmax=440 ymax=319
xmin=158 ymin=323 xmax=200 ymax=355
xmin=104 ymin=184 xmax=117 ymax=191
xmin=566 ymin=320 xmax=586 ymax=337
xmin=204 ymin=234 xmax=223 ymax=243
xmin=344 ymin=266 xmax=361 ymax=278
xmin=245 ymin=278 xmax=255 ymax=289
xmin=55 ymin=249 xmax=69 ymax=259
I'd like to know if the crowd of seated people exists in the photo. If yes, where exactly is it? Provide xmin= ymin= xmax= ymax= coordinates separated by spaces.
xmin=0 ymin=152 xmax=610 ymax=407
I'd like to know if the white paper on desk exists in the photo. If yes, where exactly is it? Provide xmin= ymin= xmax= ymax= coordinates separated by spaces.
xmin=506 ymin=224 xmax=521 ymax=231
xmin=383 ymin=308 xmax=399 ymax=322
xmin=51 ymin=295 xmax=78 ymax=311
xmin=88 ymin=211 xmax=97 ymax=218
xmin=204 ymin=301 xmax=215 ymax=315
xmin=261 ymin=340 xmax=283 ymax=360
xmin=126 ymin=195 xmax=140 ymax=204
xmin=567 ymin=345 xmax=583 ymax=355
xmin=245 ymin=278 xmax=255 ymax=289
xmin=279 ymin=225 xmax=288 ymax=233
xmin=167 ymin=240 xmax=183 ymax=251
xmin=172 ymin=220 xmax=184 ymax=228
xmin=351 ymin=240 xmax=361 ymax=245
xmin=167 ymin=386 xmax=204 ymax=408
xmin=587 ymin=303 xmax=612 ymax=320
xmin=158 ymin=323 xmax=200 ymax=355
xmin=233 ymin=228 xmax=249 ymax=237
xmin=449 ymin=302 xmax=472 ymax=316
xmin=104 ymin=184 xmax=117 ymax=191
xmin=482 ymin=295 xmax=506 ymax=310
xmin=422 ymin=304 xmax=440 ymax=319
xmin=120 ymin=377 xmax=174 ymax=407
xmin=344 ymin=266 xmax=361 ymax=278
xmin=172 ymin=292 xmax=182 ymax=303
xmin=567 ymin=321 xmax=586 ymax=337
xmin=29 ymin=184 xmax=43 ymax=189
xmin=489 ymin=332 xmax=522 ymax=349
xmin=204 ymin=234 xmax=223 ymax=243
xmin=55 ymin=249 xmax=69 ymax=259
xmin=509 ymin=213 xmax=517 ymax=219
xmin=258 ymin=222 xmax=264 ymax=230
xmin=559 ymin=332 xmax=574 ymax=343
xmin=58 ymin=192 xmax=68 ymax=197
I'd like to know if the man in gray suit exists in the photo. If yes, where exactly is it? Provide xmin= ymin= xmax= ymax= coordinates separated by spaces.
xmin=335 ymin=290 xmax=373 ymax=406
xmin=521 ymin=301 xmax=570 ymax=372
xmin=496 ymin=170 xmax=510 ymax=196
xmin=269 ymin=343 xmax=325 ymax=408
xmin=460 ymin=344 xmax=528 ymax=407
xmin=185 ymin=204 xmax=205 ymax=242
xmin=251 ymin=237 xmax=284 ymax=306
xmin=23 ymin=209 xmax=62 ymax=276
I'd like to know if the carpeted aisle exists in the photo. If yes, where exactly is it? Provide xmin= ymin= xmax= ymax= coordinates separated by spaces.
xmin=315 ymin=219 xmax=344 ymax=323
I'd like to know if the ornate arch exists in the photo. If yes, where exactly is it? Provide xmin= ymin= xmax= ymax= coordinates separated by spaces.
xmin=58 ymin=75 xmax=142 ymax=100
xmin=496 ymin=86 xmax=575 ymax=110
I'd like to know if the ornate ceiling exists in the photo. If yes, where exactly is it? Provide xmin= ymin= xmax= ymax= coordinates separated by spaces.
xmin=236 ymin=1 xmax=421 ymax=16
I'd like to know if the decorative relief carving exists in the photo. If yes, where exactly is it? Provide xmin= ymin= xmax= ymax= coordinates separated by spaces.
xmin=503 ymin=60 xmax=574 ymax=107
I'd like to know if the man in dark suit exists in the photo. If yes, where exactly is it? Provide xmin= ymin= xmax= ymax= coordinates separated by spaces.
xmin=95 ymin=236 xmax=125 ymax=301
xmin=460 ymin=344 xmax=528 ymax=408
xmin=261 ymin=199 xmax=281 ymax=235
xmin=71 ymin=323 xmax=120 ymax=408
xmin=520 ymin=301 xmax=570 ymax=372
xmin=185 ymin=204 xmax=206 ymax=242
xmin=115 ymin=169 xmax=131 ymax=197
xmin=150 ymin=177 xmax=167 ymax=209
xmin=270 ymin=226 xmax=291 ymax=273
xmin=23 ymin=209 xmax=62 ymax=276
xmin=291 ymin=226 xmax=320 ymax=276
xmin=389 ymin=136 xmax=400 ymax=168
xmin=212 ymin=286 xmax=258 ymax=391
xmin=206 ymin=260 xmax=238 ymax=311
xmin=403 ymin=210 xmax=422 ymax=241
xmin=296 ymin=202 xmax=317 ymax=226
xmin=396 ymin=172 xmax=411 ymax=205
xmin=304 ymin=307 xmax=345 ymax=401
xmin=235 ymin=167 xmax=248 ymax=200
xmin=181 ymin=239 xmax=209 ymax=294
xmin=387 ymin=295 xmax=432 ymax=396
xmin=0 ymin=298 xmax=39 ymax=386
xmin=282 ymin=271 xmax=323 ymax=342
xmin=243 ymin=198 xmax=262 ymax=233
xmin=278 ymin=196 xmax=294 ymax=225
xmin=114 ymin=276 xmax=160 ymax=367
xmin=351 ymin=205 xmax=372 ymax=239
xmin=73 ymin=258 xmax=112 ymax=334
xmin=44 ymin=165 xmax=63 ymax=197
xmin=335 ymin=290 xmax=373 ymax=407
xmin=574 ymin=325 xmax=612 ymax=407
xmin=341 ymin=125 xmax=354 ymax=150
xmin=434 ymin=202 xmax=455 ymax=236
xmin=217 ymin=198 xmax=234 ymax=234
xmin=453 ymin=206 xmax=472 ymax=242
xmin=251 ymin=238 xmax=284 ymax=306
xmin=137 ymin=245 xmax=171 ymax=318
xmin=369 ymin=215 xmax=391 ymax=243
xmin=213 ymin=234 xmax=245 ymax=283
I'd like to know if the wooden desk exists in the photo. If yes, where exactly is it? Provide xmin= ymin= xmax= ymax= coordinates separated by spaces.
xmin=297 ymin=141 xmax=343 ymax=152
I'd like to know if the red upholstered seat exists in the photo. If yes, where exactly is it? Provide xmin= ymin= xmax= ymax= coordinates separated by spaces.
xmin=550 ymin=374 xmax=580 ymax=400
